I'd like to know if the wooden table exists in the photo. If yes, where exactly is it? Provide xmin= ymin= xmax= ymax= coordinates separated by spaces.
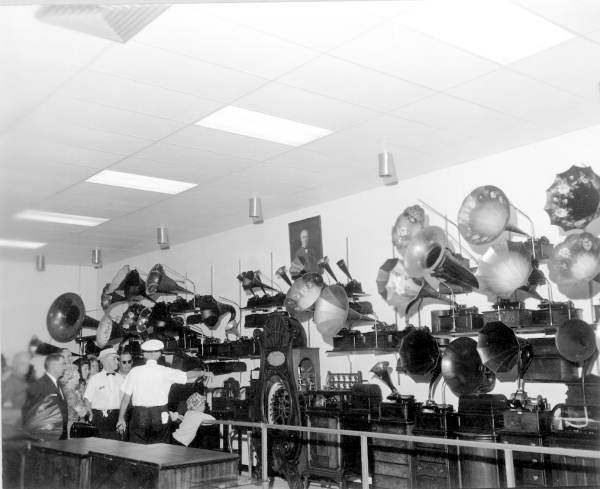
xmin=90 ymin=442 xmax=238 ymax=489
xmin=25 ymin=438 xmax=238 ymax=489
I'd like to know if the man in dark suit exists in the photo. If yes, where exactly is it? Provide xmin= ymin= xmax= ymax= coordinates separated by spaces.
xmin=22 ymin=353 xmax=69 ymax=439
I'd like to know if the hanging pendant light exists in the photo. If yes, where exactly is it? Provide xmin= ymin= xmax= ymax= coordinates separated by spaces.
xmin=249 ymin=196 xmax=263 ymax=224
xmin=92 ymin=248 xmax=102 ymax=268
xmin=157 ymin=226 xmax=170 ymax=250
xmin=378 ymin=152 xmax=398 ymax=185
xmin=35 ymin=254 xmax=45 ymax=272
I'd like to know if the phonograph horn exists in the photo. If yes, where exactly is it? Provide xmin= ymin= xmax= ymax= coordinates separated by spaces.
xmin=477 ymin=249 xmax=532 ymax=299
xmin=194 ymin=296 xmax=237 ymax=329
xmin=275 ymin=266 xmax=293 ymax=287
xmin=370 ymin=361 xmax=400 ymax=400
xmin=240 ymin=271 xmax=278 ymax=294
xmin=398 ymin=328 xmax=442 ymax=404
xmin=318 ymin=256 xmax=339 ymax=283
xmin=313 ymin=284 xmax=374 ymax=337
xmin=285 ymin=272 xmax=324 ymax=317
xmin=404 ymin=226 xmax=478 ymax=290
xmin=95 ymin=314 xmax=122 ymax=348
xmin=46 ymin=293 xmax=99 ymax=343
xmin=28 ymin=336 xmax=63 ymax=355
xmin=458 ymin=185 xmax=528 ymax=246
xmin=225 ymin=319 xmax=241 ymax=339
xmin=442 ymin=337 xmax=495 ymax=397
xmin=555 ymin=319 xmax=596 ymax=365
xmin=336 ymin=259 xmax=353 ymax=281
xmin=477 ymin=321 xmax=532 ymax=397
xmin=549 ymin=232 xmax=600 ymax=285
xmin=405 ymin=279 xmax=455 ymax=317
xmin=146 ymin=264 xmax=193 ymax=296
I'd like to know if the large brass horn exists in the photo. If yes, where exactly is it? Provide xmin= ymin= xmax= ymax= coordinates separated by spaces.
xmin=275 ymin=266 xmax=293 ymax=287
xmin=285 ymin=272 xmax=324 ymax=317
xmin=458 ymin=185 xmax=528 ymax=245
xmin=46 ymin=293 xmax=99 ymax=343
xmin=146 ymin=264 xmax=193 ymax=296
xmin=318 ymin=256 xmax=339 ymax=283
xmin=404 ymin=226 xmax=479 ymax=290
xmin=442 ymin=337 xmax=495 ymax=396
xmin=371 ymin=361 xmax=401 ymax=400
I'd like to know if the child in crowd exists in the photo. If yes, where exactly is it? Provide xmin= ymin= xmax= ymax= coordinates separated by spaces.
xmin=172 ymin=393 xmax=216 ymax=447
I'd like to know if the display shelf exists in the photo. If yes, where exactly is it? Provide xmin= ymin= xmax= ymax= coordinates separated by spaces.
xmin=448 ymin=326 xmax=552 ymax=337
xmin=199 ymin=355 xmax=260 ymax=361
xmin=326 ymin=348 xmax=397 ymax=355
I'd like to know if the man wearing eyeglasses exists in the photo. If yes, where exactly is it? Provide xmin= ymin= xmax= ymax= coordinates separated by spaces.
xmin=118 ymin=351 xmax=133 ymax=378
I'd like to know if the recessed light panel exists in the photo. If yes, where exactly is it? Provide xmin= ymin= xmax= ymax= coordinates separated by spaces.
xmin=398 ymin=0 xmax=574 ymax=64
xmin=15 ymin=210 xmax=109 ymax=227
xmin=86 ymin=170 xmax=197 ymax=194
xmin=195 ymin=106 xmax=333 ymax=146
xmin=0 ymin=238 xmax=47 ymax=249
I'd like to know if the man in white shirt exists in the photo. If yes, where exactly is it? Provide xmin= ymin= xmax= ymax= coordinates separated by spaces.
xmin=116 ymin=339 xmax=211 ymax=444
xmin=84 ymin=347 xmax=123 ymax=440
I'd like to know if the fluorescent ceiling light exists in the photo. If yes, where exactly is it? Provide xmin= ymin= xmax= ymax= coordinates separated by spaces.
xmin=0 ymin=238 xmax=46 ymax=249
xmin=398 ymin=0 xmax=574 ymax=64
xmin=16 ymin=209 xmax=109 ymax=227
xmin=86 ymin=170 xmax=197 ymax=194
xmin=195 ymin=106 xmax=333 ymax=146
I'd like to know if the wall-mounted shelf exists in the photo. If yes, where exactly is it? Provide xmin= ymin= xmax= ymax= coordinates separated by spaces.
xmin=326 ymin=348 xmax=397 ymax=356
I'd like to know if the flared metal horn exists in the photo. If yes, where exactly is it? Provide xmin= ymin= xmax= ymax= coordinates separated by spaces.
xmin=556 ymin=319 xmax=596 ymax=365
xmin=146 ymin=264 xmax=193 ymax=295
xmin=318 ymin=256 xmax=339 ymax=283
xmin=457 ymin=185 xmax=528 ymax=245
xmin=371 ymin=361 xmax=400 ymax=400
xmin=285 ymin=272 xmax=324 ymax=317
xmin=405 ymin=279 xmax=455 ymax=317
xmin=336 ymin=259 xmax=353 ymax=280
xmin=442 ymin=337 xmax=495 ymax=396
xmin=46 ymin=293 xmax=99 ymax=343
xmin=404 ymin=226 xmax=478 ymax=290
xmin=275 ymin=266 xmax=293 ymax=287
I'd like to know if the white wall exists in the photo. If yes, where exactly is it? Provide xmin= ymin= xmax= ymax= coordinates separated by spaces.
xmin=96 ymin=124 xmax=600 ymax=409
xmin=0 ymin=260 xmax=98 ymax=375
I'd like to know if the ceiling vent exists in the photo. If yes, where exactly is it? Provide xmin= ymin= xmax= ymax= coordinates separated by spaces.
xmin=35 ymin=5 xmax=169 ymax=43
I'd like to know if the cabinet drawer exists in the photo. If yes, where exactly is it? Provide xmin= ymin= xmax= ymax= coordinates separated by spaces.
xmin=414 ymin=475 xmax=449 ymax=489
xmin=414 ymin=460 xmax=448 ymax=477
xmin=521 ymin=468 xmax=547 ymax=486
xmin=372 ymin=449 xmax=409 ymax=464
xmin=372 ymin=474 xmax=410 ymax=489
xmin=374 ymin=461 xmax=409 ymax=478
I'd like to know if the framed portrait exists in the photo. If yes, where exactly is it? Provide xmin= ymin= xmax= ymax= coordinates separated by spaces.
xmin=288 ymin=216 xmax=323 ymax=277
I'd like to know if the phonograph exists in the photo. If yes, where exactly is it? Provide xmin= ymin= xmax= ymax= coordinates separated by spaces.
xmin=477 ymin=321 xmax=550 ymax=433
xmin=397 ymin=327 xmax=457 ymax=433
xmin=370 ymin=360 xmax=415 ymax=422
xmin=238 ymin=270 xmax=285 ymax=309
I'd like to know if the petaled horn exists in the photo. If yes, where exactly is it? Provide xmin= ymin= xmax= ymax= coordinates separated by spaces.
xmin=96 ymin=314 xmax=122 ymax=348
xmin=318 ymin=256 xmax=339 ymax=283
xmin=442 ymin=337 xmax=495 ymax=396
xmin=477 ymin=249 xmax=532 ymax=298
xmin=404 ymin=226 xmax=478 ymax=290
xmin=313 ymin=284 xmax=350 ymax=337
xmin=336 ymin=259 xmax=352 ymax=280
xmin=146 ymin=264 xmax=193 ymax=296
xmin=398 ymin=328 xmax=440 ymax=377
xmin=275 ymin=266 xmax=293 ymax=287
xmin=285 ymin=272 xmax=324 ymax=317
xmin=556 ymin=319 xmax=596 ymax=365
xmin=477 ymin=321 xmax=532 ymax=380
xmin=458 ymin=185 xmax=528 ymax=245
xmin=370 ymin=361 xmax=400 ymax=399
xmin=549 ymin=232 xmax=600 ymax=285
xmin=46 ymin=293 xmax=99 ymax=343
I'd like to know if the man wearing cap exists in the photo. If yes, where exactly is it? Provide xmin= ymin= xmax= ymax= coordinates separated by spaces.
xmin=84 ymin=347 xmax=123 ymax=439
xmin=116 ymin=339 xmax=211 ymax=444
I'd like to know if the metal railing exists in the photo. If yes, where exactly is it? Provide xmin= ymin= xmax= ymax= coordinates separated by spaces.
xmin=217 ymin=419 xmax=600 ymax=489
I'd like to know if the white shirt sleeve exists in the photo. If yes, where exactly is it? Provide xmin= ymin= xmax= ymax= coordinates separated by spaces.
xmin=83 ymin=373 xmax=99 ymax=404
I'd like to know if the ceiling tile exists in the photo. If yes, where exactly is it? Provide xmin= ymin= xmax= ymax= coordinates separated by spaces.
xmin=92 ymin=41 xmax=268 ymax=103
xmin=197 ymin=1 xmax=407 ymax=52
xmin=134 ymin=142 xmax=257 ymax=175
xmin=162 ymin=125 xmax=291 ymax=161
xmin=509 ymin=38 xmax=600 ymax=101
xmin=233 ymin=82 xmax=378 ymax=132
xmin=278 ymin=55 xmax=434 ymax=111
xmin=26 ymin=96 xmax=186 ymax=140
xmin=447 ymin=69 xmax=600 ymax=124
xmin=513 ymin=0 xmax=600 ymax=34
xmin=60 ymin=70 xmax=223 ymax=123
xmin=394 ymin=93 xmax=524 ymax=134
xmin=330 ymin=22 xmax=498 ymax=90
xmin=0 ymin=132 xmax=121 ymax=169
xmin=134 ymin=5 xmax=319 ymax=79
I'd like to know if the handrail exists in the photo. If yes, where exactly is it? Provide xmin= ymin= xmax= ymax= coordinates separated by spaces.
xmin=216 ymin=419 xmax=600 ymax=489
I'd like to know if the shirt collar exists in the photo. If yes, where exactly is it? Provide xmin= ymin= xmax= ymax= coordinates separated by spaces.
xmin=145 ymin=359 xmax=157 ymax=366
xmin=46 ymin=372 xmax=59 ymax=386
